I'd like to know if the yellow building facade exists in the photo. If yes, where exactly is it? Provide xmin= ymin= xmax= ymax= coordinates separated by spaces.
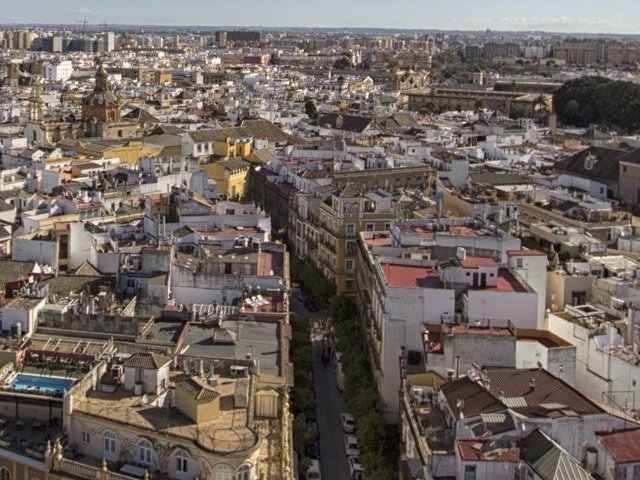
xmin=200 ymin=158 xmax=251 ymax=200
xmin=317 ymin=187 xmax=395 ymax=295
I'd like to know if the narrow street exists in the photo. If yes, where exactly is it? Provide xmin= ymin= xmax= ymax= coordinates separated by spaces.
xmin=291 ymin=296 xmax=352 ymax=480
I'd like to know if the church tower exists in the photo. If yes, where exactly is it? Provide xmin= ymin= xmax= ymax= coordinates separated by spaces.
xmin=28 ymin=76 xmax=43 ymax=123
xmin=82 ymin=61 xmax=121 ymax=128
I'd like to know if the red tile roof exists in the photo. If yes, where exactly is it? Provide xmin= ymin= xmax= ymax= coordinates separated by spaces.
xmin=481 ymin=269 xmax=527 ymax=293
xmin=485 ymin=368 xmax=603 ymax=418
xmin=460 ymin=256 xmax=497 ymax=269
xmin=380 ymin=262 xmax=443 ymax=289
xmin=457 ymin=439 xmax=521 ymax=462
xmin=507 ymin=250 xmax=546 ymax=257
xmin=597 ymin=428 xmax=640 ymax=463
xmin=258 ymin=251 xmax=283 ymax=277
xmin=440 ymin=377 xmax=504 ymax=419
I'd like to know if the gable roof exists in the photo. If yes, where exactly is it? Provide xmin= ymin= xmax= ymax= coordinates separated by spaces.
xmin=72 ymin=261 xmax=102 ymax=276
xmin=0 ymin=260 xmax=37 ymax=291
xmin=522 ymin=429 xmax=592 ymax=480
xmin=176 ymin=376 xmax=220 ymax=401
xmin=554 ymin=145 xmax=626 ymax=181
xmin=484 ymin=368 xmax=603 ymax=418
xmin=186 ymin=127 xmax=252 ymax=143
xmin=317 ymin=113 xmax=377 ymax=133
xmin=240 ymin=119 xmax=290 ymax=143
xmin=440 ymin=376 xmax=504 ymax=419
xmin=123 ymin=352 xmax=172 ymax=370
xmin=122 ymin=107 xmax=161 ymax=125
xmin=597 ymin=428 xmax=640 ymax=464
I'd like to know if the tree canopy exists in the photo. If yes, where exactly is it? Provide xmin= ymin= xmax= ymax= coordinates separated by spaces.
xmin=553 ymin=76 xmax=640 ymax=132
xmin=333 ymin=56 xmax=352 ymax=70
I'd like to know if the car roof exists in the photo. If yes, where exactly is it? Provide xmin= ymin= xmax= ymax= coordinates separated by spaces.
xmin=345 ymin=434 xmax=358 ymax=441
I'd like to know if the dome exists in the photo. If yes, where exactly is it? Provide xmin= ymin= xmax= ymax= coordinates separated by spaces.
xmin=83 ymin=90 xmax=119 ymax=107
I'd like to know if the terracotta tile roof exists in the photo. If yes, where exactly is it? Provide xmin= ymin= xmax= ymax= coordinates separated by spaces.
xmin=440 ymin=377 xmax=504 ymax=419
xmin=123 ymin=352 xmax=172 ymax=370
xmin=459 ymin=256 xmax=497 ymax=269
xmin=457 ymin=438 xmax=521 ymax=462
xmin=597 ymin=428 xmax=640 ymax=464
xmin=507 ymin=249 xmax=547 ymax=257
xmin=176 ymin=376 xmax=220 ymax=401
xmin=485 ymin=368 xmax=603 ymax=418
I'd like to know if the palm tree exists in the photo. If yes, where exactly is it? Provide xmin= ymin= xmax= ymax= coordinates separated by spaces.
xmin=533 ymin=95 xmax=550 ymax=123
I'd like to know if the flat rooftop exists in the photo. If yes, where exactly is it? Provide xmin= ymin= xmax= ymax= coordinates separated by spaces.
xmin=380 ymin=262 xmax=443 ymax=289
xmin=181 ymin=321 xmax=281 ymax=376
xmin=472 ymin=269 xmax=527 ymax=293
xmin=73 ymin=372 xmax=256 ymax=454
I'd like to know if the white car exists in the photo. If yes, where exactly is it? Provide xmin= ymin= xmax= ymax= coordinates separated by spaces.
xmin=340 ymin=413 xmax=356 ymax=433
xmin=344 ymin=434 xmax=360 ymax=457
xmin=348 ymin=456 xmax=365 ymax=480
xmin=307 ymin=459 xmax=321 ymax=480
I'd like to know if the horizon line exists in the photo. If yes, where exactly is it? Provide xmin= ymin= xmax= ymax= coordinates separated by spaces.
xmin=1 ymin=22 xmax=639 ymax=37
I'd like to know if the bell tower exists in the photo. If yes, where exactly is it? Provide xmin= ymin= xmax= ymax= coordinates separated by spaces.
xmin=28 ymin=76 xmax=43 ymax=123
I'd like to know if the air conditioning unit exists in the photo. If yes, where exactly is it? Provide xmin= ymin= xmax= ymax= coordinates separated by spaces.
xmin=230 ymin=365 xmax=249 ymax=377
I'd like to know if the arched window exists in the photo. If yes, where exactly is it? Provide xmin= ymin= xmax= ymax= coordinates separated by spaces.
xmin=175 ymin=449 xmax=189 ymax=473
xmin=236 ymin=464 xmax=250 ymax=480
xmin=0 ymin=468 xmax=10 ymax=480
xmin=215 ymin=465 xmax=232 ymax=480
xmin=103 ymin=431 xmax=116 ymax=456
xmin=138 ymin=439 xmax=152 ymax=465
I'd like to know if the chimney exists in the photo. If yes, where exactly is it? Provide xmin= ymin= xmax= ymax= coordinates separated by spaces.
xmin=456 ymin=247 xmax=467 ymax=261
xmin=529 ymin=378 xmax=536 ymax=390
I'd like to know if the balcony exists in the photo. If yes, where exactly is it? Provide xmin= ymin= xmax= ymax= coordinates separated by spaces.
xmin=319 ymin=236 xmax=337 ymax=254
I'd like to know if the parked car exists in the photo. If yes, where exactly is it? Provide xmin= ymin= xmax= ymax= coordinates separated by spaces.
xmin=340 ymin=413 xmax=356 ymax=434
xmin=309 ymin=421 xmax=319 ymax=440
xmin=307 ymin=459 xmax=321 ymax=480
xmin=304 ymin=298 xmax=318 ymax=311
xmin=348 ymin=456 xmax=365 ymax=480
xmin=344 ymin=434 xmax=360 ymax=457
xmin=306 ymin=442 xmax=320 ymax=460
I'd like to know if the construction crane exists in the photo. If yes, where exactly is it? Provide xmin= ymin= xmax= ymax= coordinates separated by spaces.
xmin=74 ymin=19 xmax=88 ymax=32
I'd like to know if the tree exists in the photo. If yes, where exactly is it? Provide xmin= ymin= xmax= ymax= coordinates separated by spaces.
xmin=304 ymin=100 xmax=318 ymax=123
xmin=333 ymin=56 xmax=352 ymax=70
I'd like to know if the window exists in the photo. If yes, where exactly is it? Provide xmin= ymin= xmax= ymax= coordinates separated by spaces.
xmin=516 ymin=258 xmax=524 ymax=268
xmin=138 ymin=439 xmax=152 ymax=465
xmin=623 ymin=165 xmax=628 ymax=173
xmin=0 ymin=468 xmax=9 ymax=480
xmin=82 ymin=431 xmax=91 ymax=444
xmin=236 ymin=465 xmax=250 ymax=480
xmin=345 ymin=259 xmax=354 ymax=272
xmin=384 ymin=223 xmax=390 ymax=231
xmin=215 ymin=465 xmax=233 ymax=480
xmin=175 ymin=449 xmax=189 ymax=473
xmin=103 ymin=431 xmax=116 ymax=455
xmin=365 ymin=223 xmax=374 ymax=232
xmin=346 ymin=224 xmax=356 ymax=236
xmin=464 ymin=465 xmax=477 ymax=480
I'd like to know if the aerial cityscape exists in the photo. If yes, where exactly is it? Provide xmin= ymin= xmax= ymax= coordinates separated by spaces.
xmin=0 ymin=1 xmax=640 ymax=479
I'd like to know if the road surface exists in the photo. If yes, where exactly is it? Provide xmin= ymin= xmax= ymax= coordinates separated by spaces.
xmin=291 ymin=296 xmax=352 ymax=480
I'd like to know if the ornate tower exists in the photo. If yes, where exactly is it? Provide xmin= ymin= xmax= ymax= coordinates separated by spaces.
xmin=82 ymin=62 xmax=121 ymax=125
xmin=28 ymin=76 xmax=43 ymax=123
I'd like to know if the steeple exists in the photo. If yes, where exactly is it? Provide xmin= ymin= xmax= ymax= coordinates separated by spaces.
xmin=28 ymin=76 xmax=43 ymax=123
xmin=95 ymin=58 xmax=108 ymax=91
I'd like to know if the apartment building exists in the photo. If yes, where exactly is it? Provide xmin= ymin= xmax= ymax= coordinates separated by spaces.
xmin=317 ymin=187 xmax=394 ymax=295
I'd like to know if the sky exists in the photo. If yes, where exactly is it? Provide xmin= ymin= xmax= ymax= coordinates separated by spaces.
xmin=3 ymin=0 xmax=640 ymax=34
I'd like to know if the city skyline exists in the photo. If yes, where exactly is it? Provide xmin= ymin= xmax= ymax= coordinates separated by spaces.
xmin=3 ymin=0 xmax=640 ymax=34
